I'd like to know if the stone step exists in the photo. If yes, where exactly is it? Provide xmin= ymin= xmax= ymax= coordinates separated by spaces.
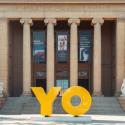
xmin=0 ymin=97 xmax=125 ymax=115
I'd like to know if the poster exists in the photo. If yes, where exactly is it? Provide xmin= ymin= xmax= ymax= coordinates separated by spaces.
xmin=79 ymin=31 xmax=92 ymax=62
xmin=56 ymin=32 xmax=68 ymax=62
xmin=33 ymin=32 xmax=45 ymax=63
xmin=58 ymin=35 xmax=67 ymax=51
xmin=80 ymin=48 xmax=90 ymax=62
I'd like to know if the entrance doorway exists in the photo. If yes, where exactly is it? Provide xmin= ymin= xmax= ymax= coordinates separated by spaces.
xmin=78 ymin=79 xmax=89 ymax=90
xmin=78 ymin=21 xmax=93 ymax=94
xmin=56 ymin=79 xmax=69 ymax=96
xmin=55 ymin=21 xmax=70 ymax=96
xmin=36 ymin=79 xmax=46 ymax=92
xmin=31 ymin=21 xmax=47 ymax=93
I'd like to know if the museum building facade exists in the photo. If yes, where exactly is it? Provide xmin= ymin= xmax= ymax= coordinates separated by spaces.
xmin=0 ymin=0 xmax=125 ymax=97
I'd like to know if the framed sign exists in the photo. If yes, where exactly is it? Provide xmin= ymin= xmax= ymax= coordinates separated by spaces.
xmin=78 ymin=71 xmax=88 ymax=78
xmin=35 ymin=72 xmax=46 ymax=78
xmin=32 ymin=31 xmax=46 ymax=63
xmin=56 ymin=32 xmax=69 ymax=62
xmin=79 ymin=31 xmax=92 ymax=63
xmin=56 ymin=71 xmax=68 ymax=78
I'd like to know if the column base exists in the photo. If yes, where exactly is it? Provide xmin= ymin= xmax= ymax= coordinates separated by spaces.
xmin=114 ymin=92 xmax=121 ymax=97
xmin=119 ymin=96 xmax=125 ymax=100
xmin=22 ymin=91 xmax=32 ymax=96
xmin=2 ymin=90 xmax=8 ymax=98
xmin=92 ymin=92 xmax=104 ymax=97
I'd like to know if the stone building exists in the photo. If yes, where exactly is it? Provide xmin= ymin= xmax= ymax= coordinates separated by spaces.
xmin=0 ymin=0 xmax=125 ymax=99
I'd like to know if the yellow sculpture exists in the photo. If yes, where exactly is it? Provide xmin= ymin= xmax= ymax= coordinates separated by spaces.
xmin=62 ymin=86 xmax=92 ymax=116
xmin=32 ymin=87 xmax=61 ymax=116
xmin=32 ymin=86 xmax=92 ymax=117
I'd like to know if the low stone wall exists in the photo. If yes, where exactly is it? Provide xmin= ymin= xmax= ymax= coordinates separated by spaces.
xmin=118 ymin=97 xmax=125 ymax=111
xmin=0 ymin=97 xmax=6 ymax=109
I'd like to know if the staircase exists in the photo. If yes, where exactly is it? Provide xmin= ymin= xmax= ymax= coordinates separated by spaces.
xmin=89 ymin=97 xmax=125 ymax=115
xmin=0 ymin=97 xmax=124 ymax=115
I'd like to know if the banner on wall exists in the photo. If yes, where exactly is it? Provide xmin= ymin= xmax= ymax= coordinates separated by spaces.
xmin=33 ymin=32 xmax=45 ymax=63
xmin=79 ymin=31 xmax=92 ymax=62
xmin=56 ymin=32 xmax=68 ymax=62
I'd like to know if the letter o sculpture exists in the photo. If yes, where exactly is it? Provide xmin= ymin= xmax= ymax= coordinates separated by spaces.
xmin=62 ymin=86 xmax=92 ymax=116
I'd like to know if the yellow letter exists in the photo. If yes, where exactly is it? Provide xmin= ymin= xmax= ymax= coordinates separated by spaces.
xmin=32 ymin=87 xmax=61 ymax=116
xmin=62 ymin=86 xmax=92 ymax=116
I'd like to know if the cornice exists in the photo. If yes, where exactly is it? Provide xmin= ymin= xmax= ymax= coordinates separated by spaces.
xmin=0 ymin=0 xmax=125 ymax=4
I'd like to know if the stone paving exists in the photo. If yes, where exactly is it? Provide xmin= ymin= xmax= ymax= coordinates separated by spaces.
xmin=0 ymin=114 xmax=125 ymax=125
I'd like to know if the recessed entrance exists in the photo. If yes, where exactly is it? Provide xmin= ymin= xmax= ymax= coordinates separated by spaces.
xmin=101 ymin=21 xmax=115 ymax=96
xmin=31 ymin=21 xmax=47 ymax=92
xmin=78 ymin=21 xmax=93 ymax=93
xmin=78 ymin=79 xmax=89 ymax=90
xmin=36 ymin=79 xmax=46 ymax=92
xmin=55 ymin=21 xmax=70 ymax=95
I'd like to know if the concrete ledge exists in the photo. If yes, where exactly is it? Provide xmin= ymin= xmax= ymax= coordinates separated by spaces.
xmin=0 ymin=0 xmax=125 ymax=4
xmin=32 ymin=115 xmax=92 ymax=123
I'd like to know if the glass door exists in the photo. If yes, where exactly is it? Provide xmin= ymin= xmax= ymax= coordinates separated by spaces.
xmin=56 ymin=79 xmax=69 ymax=96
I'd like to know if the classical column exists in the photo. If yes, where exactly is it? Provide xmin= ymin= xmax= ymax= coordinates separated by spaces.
xmin=115 ymin=18 xmax=125 ymax=96
xmin=92 ymin=18 xmax=104 ymax=96
xmin=20 ymin=18 xmax=32 ymax=95
xmin=0 ymin=18 xmax=9 ymax=97
xmin=44 ymin=18 xmax=56 ymax=92
xmin=68 ymin=18 xmax=80 ymax=86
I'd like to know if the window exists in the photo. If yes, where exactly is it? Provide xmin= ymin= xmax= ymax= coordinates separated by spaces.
xmin=79 ymin=31 xmax=92 ymax=63
xmin=32 ymin=31 xmax=46 ymax=63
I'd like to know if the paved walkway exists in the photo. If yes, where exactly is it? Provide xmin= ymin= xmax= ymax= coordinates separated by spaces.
xmin=0 ymin=114 xmax=125 ymax=125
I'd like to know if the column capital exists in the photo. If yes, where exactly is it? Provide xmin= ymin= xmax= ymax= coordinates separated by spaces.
xmin=92 ymin=18 xmax=104 ymax=26
xmin=44 ymin=18 xmax=56 ymax=25
xmin=68 ymin=18 xmax=80 ymax=25
xmin=20 ymin=18 xmax=33 ymax=25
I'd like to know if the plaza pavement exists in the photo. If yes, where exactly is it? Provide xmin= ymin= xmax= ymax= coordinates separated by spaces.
xmin=0 ymin=114 xmax=125 ymax=125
